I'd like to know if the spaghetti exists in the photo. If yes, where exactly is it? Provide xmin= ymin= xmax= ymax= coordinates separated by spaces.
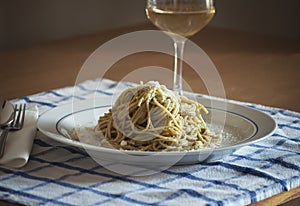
xmin=96 ymin=81 xmax=220 ymax=151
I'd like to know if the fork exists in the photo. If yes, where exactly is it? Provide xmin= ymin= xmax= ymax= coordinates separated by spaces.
xmin=0 ymin=104 xmax=26 ymax=158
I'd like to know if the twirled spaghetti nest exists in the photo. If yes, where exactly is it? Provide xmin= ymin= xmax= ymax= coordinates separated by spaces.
xmin=97 ymin=81 xmax=220 ymax=151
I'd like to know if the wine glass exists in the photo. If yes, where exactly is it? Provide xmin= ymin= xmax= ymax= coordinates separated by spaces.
xmin=146 ymin=0 xmax=215 ymax=94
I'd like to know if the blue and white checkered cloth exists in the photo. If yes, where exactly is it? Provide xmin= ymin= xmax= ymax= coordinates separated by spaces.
xmin=1 ymin=78 xmax=299 ymax=206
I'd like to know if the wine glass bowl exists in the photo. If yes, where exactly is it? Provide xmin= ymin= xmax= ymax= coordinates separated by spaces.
xmin=146 ymin=0 xmax=215 ymax=94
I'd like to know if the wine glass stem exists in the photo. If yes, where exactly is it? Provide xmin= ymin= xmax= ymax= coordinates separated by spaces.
xmin=173 ymin=39 xmax=186 ymax=95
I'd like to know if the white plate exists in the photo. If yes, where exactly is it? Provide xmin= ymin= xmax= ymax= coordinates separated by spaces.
xmin=37 ymin=97 xmax=276 ymax=167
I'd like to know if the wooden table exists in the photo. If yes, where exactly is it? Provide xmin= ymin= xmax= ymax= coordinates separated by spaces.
xmin=0 ymin=23 xmax=299 ymax=205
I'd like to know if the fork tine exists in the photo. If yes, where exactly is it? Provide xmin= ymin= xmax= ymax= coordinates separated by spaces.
xmin=13 ymin=105 xmax=21 ymax=127
xmin=19 ymin=104 xmax=26 ymax=128
xmin=14 ymin=104 xmax=26 ymax=129
xmin=10 ymin=105 xmax=18 ymax=127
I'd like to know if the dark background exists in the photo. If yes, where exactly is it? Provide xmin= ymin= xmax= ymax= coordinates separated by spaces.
xmin=1 ymin=0 xmax=299 ymax=49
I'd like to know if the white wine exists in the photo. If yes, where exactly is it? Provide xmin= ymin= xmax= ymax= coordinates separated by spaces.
xmin=146 ymin=3 xmax=215 ymax=37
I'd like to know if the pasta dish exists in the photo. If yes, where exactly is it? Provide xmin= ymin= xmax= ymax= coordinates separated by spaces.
xmin=95 ymin=81 xmax=221 ymax=151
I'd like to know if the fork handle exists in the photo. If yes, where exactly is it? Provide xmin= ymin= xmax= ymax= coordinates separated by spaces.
xmin=0 ymin=130 xmax=9 ymax=158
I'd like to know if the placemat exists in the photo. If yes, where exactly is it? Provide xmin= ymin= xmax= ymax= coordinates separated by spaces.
xmin=1 ymin=78 xmax=299 ymax=206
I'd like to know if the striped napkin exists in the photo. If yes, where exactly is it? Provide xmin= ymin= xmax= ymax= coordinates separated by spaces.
xmin=0 ymin=78 xmax=299 ymax=206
